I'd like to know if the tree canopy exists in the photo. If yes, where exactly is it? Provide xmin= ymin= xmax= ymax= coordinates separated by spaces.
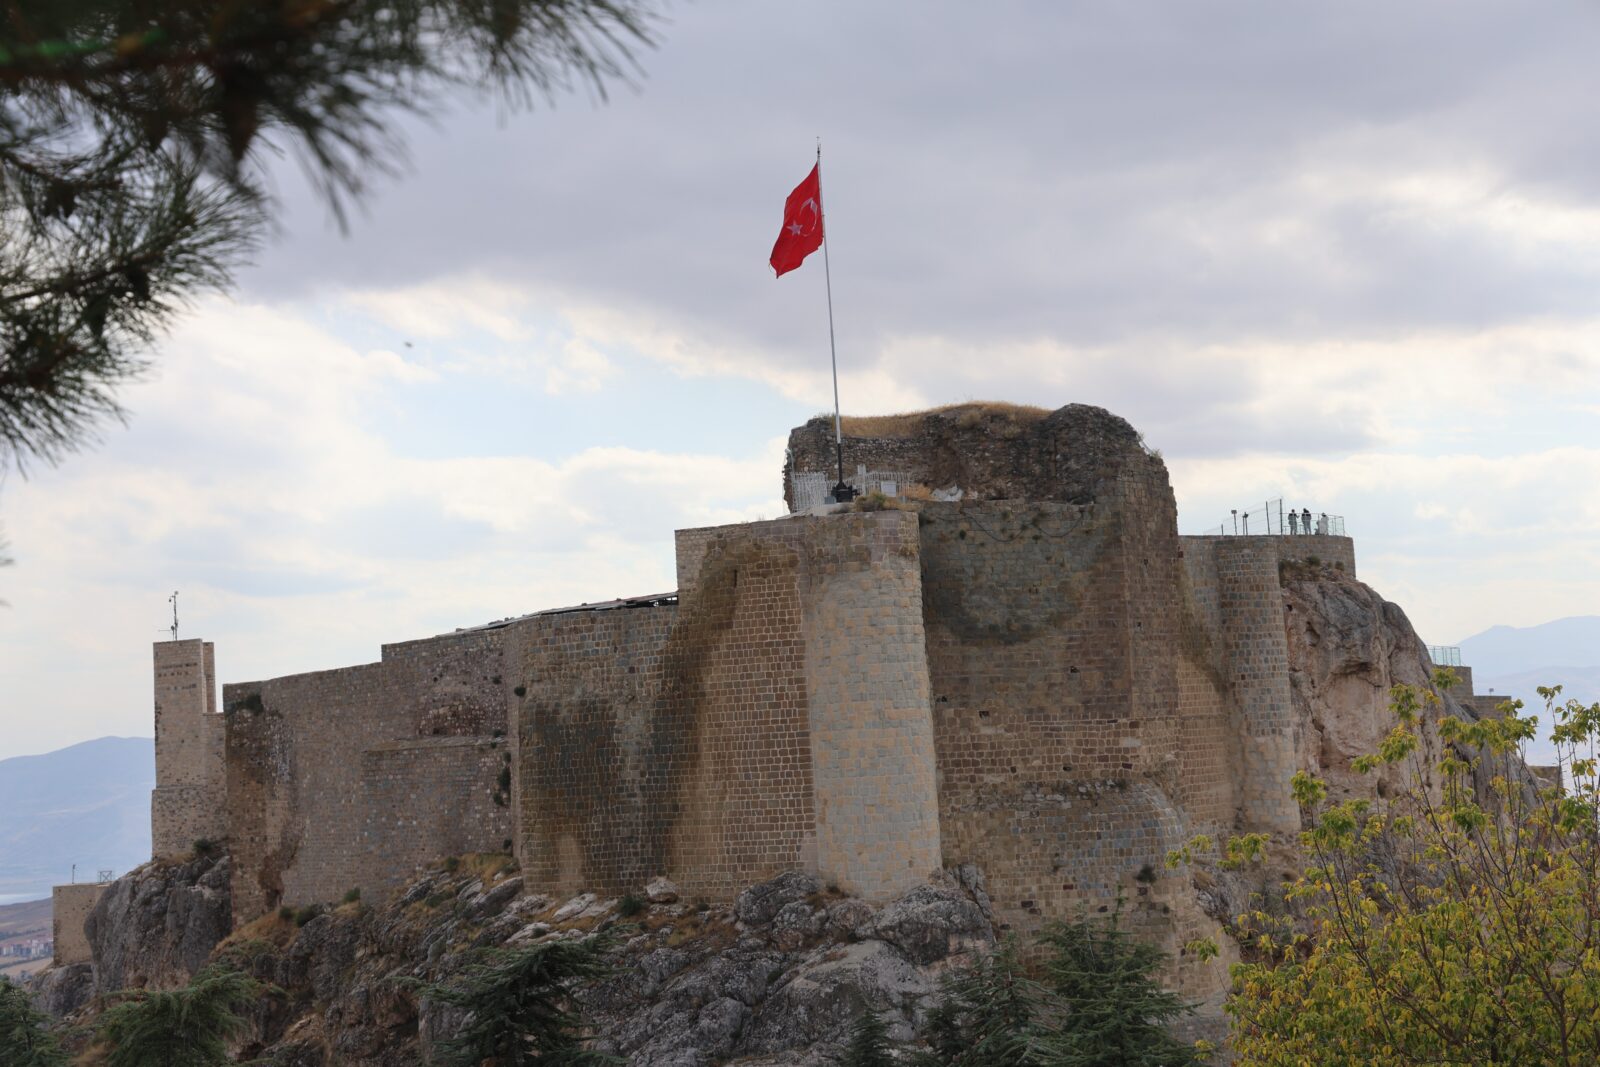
xmin=0 ymin=0 xmax=655 ymax=470
xmin=1224 ymin=677 xmax=1600 ymax=1066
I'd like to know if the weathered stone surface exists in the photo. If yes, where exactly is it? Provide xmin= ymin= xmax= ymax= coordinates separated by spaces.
xmin=646 ymin=876 xmax=681 ymax=904
xmin=859 ymin=884 xmax=990 ymax=965
xmin=735 ymin=871 xmax=822 ymax=927
xmin=28 ymin=962 xmax=95 ymax=1018
xmin=784 ymin=402 xmax=1146 ymax=509
xmin=84 ymin=849 xmax=231 ymax=992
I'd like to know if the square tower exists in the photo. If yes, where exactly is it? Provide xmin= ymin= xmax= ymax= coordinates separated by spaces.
xmin=151 ymin=638 xmax=226 ymax=857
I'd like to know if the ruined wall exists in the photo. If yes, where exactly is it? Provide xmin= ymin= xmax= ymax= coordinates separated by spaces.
xmin=224 ymin=629 xmax=508 ymax=923
xmin=515 ymin=511 xmax=940 ymax=902
xmin=152 ymin=639 xmax=226 ymax=857
xmin=52 ymin=883 xmax=106 ymax=966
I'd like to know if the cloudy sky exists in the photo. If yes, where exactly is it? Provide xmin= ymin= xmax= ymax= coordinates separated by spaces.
xmin=7 ymin=0 xmax=1600 ymax=758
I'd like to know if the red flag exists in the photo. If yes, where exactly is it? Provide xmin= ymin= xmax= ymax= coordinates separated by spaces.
xmin=770 ymin=164 xmax=824 ymax=277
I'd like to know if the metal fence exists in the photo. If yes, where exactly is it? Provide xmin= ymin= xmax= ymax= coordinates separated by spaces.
xmin=1428 ymin=645 xmax=1462 ymax=667
xmin=790 ymin=468 xmax=917 ymax=511
xmin=1196 ymin=499 xmax=1346 ymax=537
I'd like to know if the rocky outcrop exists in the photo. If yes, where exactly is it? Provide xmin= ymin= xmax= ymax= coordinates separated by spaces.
xmin=784 ymin=402 xmax=1150 ymax=509
xmin=28 ymin=961 xmax=95 ymax=1018
xmin=37 ymin=857 xmax=996 ymax=1066
xmin=1282 ymin=565 xmax=1477 ymax=804
xmin=84 ymin=848 xmax=232 ymax=994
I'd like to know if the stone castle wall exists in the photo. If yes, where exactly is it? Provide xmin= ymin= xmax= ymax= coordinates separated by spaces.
xmin=514 ymin=511 xmax=940 ymax=902
xmin=223 ymin=629 xmax=508 ymax=921
xmin=151 ymin=639 xmax=226 ymax=857
xmin=52 ymin=883 xmax=106 ymax=966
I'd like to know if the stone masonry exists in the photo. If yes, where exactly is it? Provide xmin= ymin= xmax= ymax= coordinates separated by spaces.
xmin=151 ymin=639 xmax=226 ymax=857
xmin=51 ymin=882 xmax=107 ymax=966
xmin=121 ymin=401 xmax=1500 ymax=1017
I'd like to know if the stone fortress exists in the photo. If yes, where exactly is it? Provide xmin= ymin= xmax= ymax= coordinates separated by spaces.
xmin=54 ymin=403 xmax=1518 ymax=1000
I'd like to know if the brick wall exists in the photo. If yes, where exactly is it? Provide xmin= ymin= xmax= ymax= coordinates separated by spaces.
xmin=152 ymin=639 xmax=225 ymax=857
xmin=52 ymin=883 xmax=106 ymax=966
xmin=224 ymin=629 xmax=508 ymax=923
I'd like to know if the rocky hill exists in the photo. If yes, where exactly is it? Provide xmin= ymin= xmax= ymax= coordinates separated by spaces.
xmin=36 ymin=851 xmax=996 ymax=1066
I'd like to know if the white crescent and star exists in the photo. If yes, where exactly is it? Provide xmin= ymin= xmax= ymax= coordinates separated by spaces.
xmin=786 ymin=197 xmax=820 ymax=236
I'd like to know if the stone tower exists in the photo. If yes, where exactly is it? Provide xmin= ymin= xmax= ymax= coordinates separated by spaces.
xmin=150 ymin=638 xmax=226 ymax=857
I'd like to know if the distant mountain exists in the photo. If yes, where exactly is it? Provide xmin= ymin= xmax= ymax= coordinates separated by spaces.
xmin=0 ymin=737 xmax=153 ymax=901
xmin=1458 ymin=615 xmax=1600 ymax=677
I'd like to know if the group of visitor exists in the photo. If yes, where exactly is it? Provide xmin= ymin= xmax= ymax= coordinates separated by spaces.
xmin=1287 ymin=507 xmax=1330 ymax=535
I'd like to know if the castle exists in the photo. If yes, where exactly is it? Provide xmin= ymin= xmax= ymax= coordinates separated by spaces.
xmin=53 ymin=403 xmax=1511 ymax=1001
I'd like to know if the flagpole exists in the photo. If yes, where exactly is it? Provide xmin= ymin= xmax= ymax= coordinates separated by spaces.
xmin=816 ymin=140 xmax=852 ymax=502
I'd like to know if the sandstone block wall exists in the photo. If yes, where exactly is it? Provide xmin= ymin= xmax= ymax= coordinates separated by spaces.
xmin=1185 ymin=538 xmax=1300 ymax=834
xmin=52 ymin=883 xmax=106 ymax=966
xmin=515 ymin=511 xmax=940 ymax=902
xmin=359 ymin=737 xmax=514 ymax=901
xmin=224 ymin=629 xmax=508 ymax=922
xmin=152 ymin=639 xmax=226 ymax=857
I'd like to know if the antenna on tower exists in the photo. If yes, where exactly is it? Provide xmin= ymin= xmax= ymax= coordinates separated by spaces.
xmin=168 ymin=591 xmax=179 ymax=641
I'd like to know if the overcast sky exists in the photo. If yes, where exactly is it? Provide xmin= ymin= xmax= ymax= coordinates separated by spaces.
xmin=7 ymin=0 xmax=1600 ymax=758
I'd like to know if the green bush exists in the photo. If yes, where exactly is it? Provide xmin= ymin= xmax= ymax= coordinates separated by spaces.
xmin=618 ymin=893 xmax=645 ymax=918
xmin=406 ymin=934 xmax=620 ymax=1066
xmin=341 ymin=887 xmax=361 ymax=905
xmin=292 ymin=905 xmax=320 ymax=927
xmin=96 ymin=965 xmax=263 ymax=1067
xmin=0 ymin=980 xmax=69 ymax=1066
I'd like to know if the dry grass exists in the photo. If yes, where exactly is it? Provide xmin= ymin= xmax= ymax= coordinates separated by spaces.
xmin=216 ymin=909 xmax=297 ymax=952
xmin=457 ymin=852 xmax=519 ymax=887
xmin=835 ymin=401 xmax=1050 ymax=439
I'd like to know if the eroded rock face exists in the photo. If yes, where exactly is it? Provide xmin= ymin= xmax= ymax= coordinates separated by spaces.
xmin=38 ymin=863 xmax=996 ymax=1067
xmin=85 ymin=849 xmax=232 ymax=994
xmin=783 ymin=403 xmax=1149 ymax=509
xmin=1282 ymin=567 xmax=1474 ymax=804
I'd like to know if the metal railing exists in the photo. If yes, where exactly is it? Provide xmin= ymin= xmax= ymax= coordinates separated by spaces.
xmin=790 ymin=468 xmax=917 ymax=511
xmin=1195 ymin=499 xmax=1346 ymax=537
xmin=1428 ymin=645 xmax=1462 ymax=667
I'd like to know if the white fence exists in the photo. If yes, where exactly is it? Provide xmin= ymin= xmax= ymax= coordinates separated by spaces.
xmin=790 ymin=468 xmax=916 ymax=511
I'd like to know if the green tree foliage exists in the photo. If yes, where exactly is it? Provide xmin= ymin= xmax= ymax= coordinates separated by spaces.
xmin=0 ymin=1 xmax=655 ymax=470
xmin=917 ymin=938 xmax=1047 ymax=1067
xmin=1037 ymin=905 xmax=1208 ymax=1067
xmin=1227 ymin=676 xmax=1600 ymax=1065
xmin=415 ymin=934 xmax=619 ymax=1066
xmin=839 ymin=1007 xmax=896 ymax=1067
xmin=0 ymin=979 xmax=69 ymax=1067
xmin=95 ymin=964 xmax=262 ymax=1067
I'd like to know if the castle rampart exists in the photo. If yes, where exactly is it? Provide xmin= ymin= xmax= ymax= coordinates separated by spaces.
xmin=223 ymin=628 xmax=509 ymax=919
xmin=513 ymin=510 xmax=941 ymax=902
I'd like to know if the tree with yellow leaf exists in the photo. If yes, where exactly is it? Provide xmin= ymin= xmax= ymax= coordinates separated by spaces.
xmin=1224 ymin=676 xmax=1600 ymax=1065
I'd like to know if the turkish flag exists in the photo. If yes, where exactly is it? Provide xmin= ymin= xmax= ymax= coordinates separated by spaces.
xmin=770 ymin=165 xmax=824 ymax=277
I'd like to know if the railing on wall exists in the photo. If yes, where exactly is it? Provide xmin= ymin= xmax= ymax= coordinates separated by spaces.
xmin=790 ymin=467 xmax=917 ymax=511
xmin=1428 ymin=645 xmax=1463 ymax=667
xmin=1194 ymin=500 xmax=1346 ymax=537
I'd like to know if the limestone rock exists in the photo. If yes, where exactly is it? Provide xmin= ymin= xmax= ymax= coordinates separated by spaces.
xmin=28 ymin=962 xmax=95 ymax=1018
xmin=646 ymin=876 xmax=681 ymax=904
xmin=734 ymin=871 xmax=822 ymax=927
xmin=84 ymin=849 xmax=231 ymax=993
xmin=859 ymin=884 xmax=991 ymax=965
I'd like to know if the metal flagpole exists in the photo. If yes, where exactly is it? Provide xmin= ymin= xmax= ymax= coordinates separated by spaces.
xmin=816 ymin=140 xmax=853 ymax=502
